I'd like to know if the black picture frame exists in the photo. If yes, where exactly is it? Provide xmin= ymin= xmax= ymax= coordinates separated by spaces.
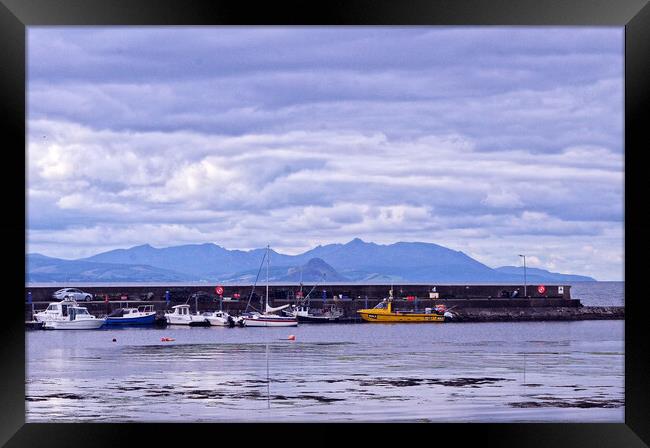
xmin=1 ymin=0 xmax=647 ymax=446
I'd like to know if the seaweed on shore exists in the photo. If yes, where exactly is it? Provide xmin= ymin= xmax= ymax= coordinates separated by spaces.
xmin=510 ymin=398 xmax=624 ymax=409
xmin=357 ymin=377 xmax=511 ymax=388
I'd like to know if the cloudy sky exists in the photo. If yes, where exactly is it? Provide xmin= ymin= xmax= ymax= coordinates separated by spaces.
xmin=27 ymin=27 xmax=624 ymax=280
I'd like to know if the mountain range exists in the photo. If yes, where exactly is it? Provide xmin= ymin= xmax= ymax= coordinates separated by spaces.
xmin=26 ymin=238 xmax=596 ymax=283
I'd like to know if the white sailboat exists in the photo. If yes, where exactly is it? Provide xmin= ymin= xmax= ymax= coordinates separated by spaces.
xmin=241 ymin=246 xmax=298 ymax=327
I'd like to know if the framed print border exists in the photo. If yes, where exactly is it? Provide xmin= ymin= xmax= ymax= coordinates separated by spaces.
xmin=1 ymin=0 xmax=647 ymax=446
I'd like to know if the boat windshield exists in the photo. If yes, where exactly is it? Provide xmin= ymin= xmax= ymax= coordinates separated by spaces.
xmin=108 ymin=308 xmax=125 ymax=317
xmin=373 ymin=301 xmax=388 ymax=309
xmin=46 ymin=304 xmax=59 ymax=311
xmin=73 ymin=308 xmax=90 ymax=315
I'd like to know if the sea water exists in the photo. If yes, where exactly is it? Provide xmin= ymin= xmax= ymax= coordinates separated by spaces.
xmin=25 ymin=282 xmax=624 ymax=422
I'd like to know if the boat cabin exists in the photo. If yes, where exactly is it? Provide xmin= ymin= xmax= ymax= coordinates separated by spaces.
xmin=169 ymin=304 xmax=191 ymax=315
xmin=373 ymin=300 xmax=390 ymax=310
xmin=68 ymin=307 xmax=92 ymax=320
xmin=40 ymin=301 xmax=74 ymax=318
xmin=204 ymin=310 xmax=227 ymax=317
xmin=110 ymin=305 xmax=155 ymax=317
xmin=40 ymin=302 xmax=92 ymax=320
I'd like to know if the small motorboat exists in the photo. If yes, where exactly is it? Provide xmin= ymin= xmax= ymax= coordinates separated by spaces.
xmin=164 ymin=304 xmax=210 ymax=326
xmin=105 ymin=305 xmax=156 ymax=325
xmin=201 ymin=310 xmax=235 ymax=327
xmin=37 ymin=301 xmax=106 ymax=330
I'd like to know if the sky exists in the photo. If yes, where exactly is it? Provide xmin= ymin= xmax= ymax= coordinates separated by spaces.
xmin=26 ymin=27 xmax=624 ymax=280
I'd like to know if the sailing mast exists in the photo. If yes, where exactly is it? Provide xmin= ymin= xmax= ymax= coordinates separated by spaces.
xmin=265 ymin=245 xmax=270 ymax=312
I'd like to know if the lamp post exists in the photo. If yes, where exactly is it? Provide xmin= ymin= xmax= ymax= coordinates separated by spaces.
xmin=518 ymin=254 xmax=527 ymax=297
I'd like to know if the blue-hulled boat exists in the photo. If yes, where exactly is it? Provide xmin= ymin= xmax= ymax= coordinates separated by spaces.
xmin=105 ymin=305 xmax=156 ymax=325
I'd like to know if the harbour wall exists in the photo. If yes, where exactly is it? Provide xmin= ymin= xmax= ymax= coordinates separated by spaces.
xmin=23 ymin=283 xmax=624 ymax=323
xmin=24 ymin=283 xmax=572 ymax=303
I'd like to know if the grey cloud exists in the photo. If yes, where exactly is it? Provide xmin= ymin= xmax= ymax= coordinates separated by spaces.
xmin=26 ymin=27 xmax=624 ymax=279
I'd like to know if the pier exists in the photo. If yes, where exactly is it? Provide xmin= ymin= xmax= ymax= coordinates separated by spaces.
xmin=24 ymin=283 xmax=623 ymax=324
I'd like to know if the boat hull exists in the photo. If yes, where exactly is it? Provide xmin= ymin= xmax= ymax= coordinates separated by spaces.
xmin=204 ymin=316 xmax=232 ymax=326
xmin=43 ymin=318 xmax=106 ymax=330
xmin=105 ymin=314 xmax=156 ymax=325
xmin=242 ymin=316 xmax=298 ymax=327
xmin=165 ymin=315 xmax=209 ymax=325
xmin=357 ymin=311 xmax=445 ymax=323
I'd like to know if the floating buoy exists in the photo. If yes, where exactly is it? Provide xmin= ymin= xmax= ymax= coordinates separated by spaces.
xmin=112 ymin=338 xmax=117 ymax=342
xmin=288 ymin=335 xmax=296 ymax=341
xmin=161 ymin=337 xmax=175 ymax=342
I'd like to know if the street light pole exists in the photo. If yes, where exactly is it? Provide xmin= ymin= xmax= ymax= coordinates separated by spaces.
xmin=519 ymin=254 xmax=527 ymax=297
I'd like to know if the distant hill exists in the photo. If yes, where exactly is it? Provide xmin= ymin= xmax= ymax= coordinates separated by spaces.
xmin=217 ymin=258 xmax=348 ymax=283
xmin=279 ymin=258 xmax=349 ymax=282
xmin=81 ymin=243 xmax=297 ymax=278
xmin=26 ymin=238 xmax=597 ymax=283
xmin=26 ymin=253 xmax=199 ymax=283
xmin=300 ymin=238 xmax=500 ymax=281
xmin=494 ymin=266 xmax=595 ymax=282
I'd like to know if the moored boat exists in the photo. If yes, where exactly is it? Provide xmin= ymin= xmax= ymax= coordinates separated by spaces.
xmin=285 ymin=304 xmax=344 ymax=323
xmin=240 ymin=245 xmax=298 ymax=327
xmin=37 ymin=301 xmax=106 ymax=329
xmin=283 ymin=274 xmax=342 ymax=323
xmin=202 ymin=310 xmax=235 ymax=327
xmin=164 ymin=304 xmax=210 ymax=326
xmin=356 ymin=295 xmax=448 ymax=323
xmin=241 ymin=314 xmax=298 ymax=327
xmin=105 ymin=305 xmax=156 ymax=325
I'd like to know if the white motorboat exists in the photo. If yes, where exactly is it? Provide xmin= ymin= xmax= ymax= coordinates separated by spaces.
xmin=37 ymin=301 xmax=106 ymax=330
xmin=164 ymin=304 xmax=210 ymax=326
xmin=241 ymin=246 xmax=298 ymax=328
xmin=201 ymin=310 xmax=235 ymax=327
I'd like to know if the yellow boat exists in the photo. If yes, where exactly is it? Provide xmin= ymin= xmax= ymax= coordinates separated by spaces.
xmin=357 ymin=298 xmax=446 ymax=323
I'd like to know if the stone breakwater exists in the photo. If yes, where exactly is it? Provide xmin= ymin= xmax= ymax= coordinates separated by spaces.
xmin=451 ymin=306 xmax=624 ymax=322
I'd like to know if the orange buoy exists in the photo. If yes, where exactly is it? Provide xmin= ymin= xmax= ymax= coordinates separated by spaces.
xmin=288 ymin=335 xmax=296 ymax=341
xmin=161 ymin=337 xmax=175 ymax=342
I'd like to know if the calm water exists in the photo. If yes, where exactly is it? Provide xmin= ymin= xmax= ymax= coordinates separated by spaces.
xmin=26 ymin=320 xmax=624 ymax=422
xmin=26 ymin=281 xmax=624 ymax=422
xmin=568 ymin=281 xmax=624 ymax=306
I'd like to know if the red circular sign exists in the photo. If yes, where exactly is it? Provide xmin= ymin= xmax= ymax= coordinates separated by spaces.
xmin=537 ymin=285 xmax=546 ymax=294
xmin=215 ymin=286 xmax=224 ymax=295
